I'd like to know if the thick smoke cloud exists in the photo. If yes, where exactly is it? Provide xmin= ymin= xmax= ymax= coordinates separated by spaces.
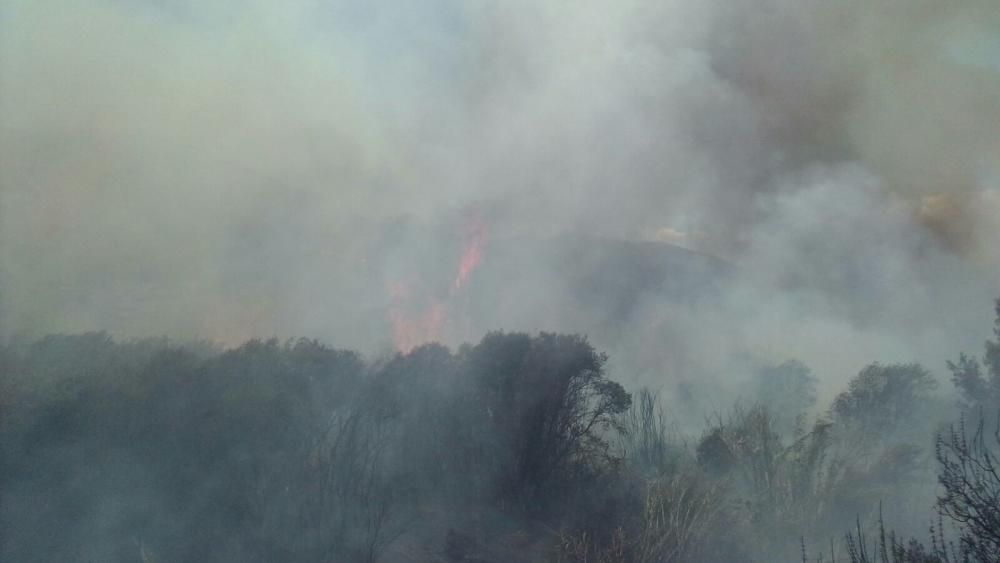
xmin=2 ymin=0 xmax=998 ymax=395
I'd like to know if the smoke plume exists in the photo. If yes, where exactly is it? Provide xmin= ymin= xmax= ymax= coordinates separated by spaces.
xmin=2 ymin=0 xmax=999 ymax=395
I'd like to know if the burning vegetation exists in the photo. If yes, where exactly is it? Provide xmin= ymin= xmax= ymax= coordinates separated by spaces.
xmin=3 ymin=1 xmax=1000 ymax=562
xmin=387 ymin=214 xmax=487 ymax=353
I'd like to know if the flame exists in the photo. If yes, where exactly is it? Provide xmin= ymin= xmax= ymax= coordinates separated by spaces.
xmin=389 ymin=297 xmax=445 ymax=354
xmin=454 ymin=218 xmax=485 ymax=291
xmin=387 ymin=215 xmax=488 ymax=353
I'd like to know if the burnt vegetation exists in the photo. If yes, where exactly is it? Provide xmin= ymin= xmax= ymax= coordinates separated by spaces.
xmin=3 ymin=302 xmax=1000 ymax=562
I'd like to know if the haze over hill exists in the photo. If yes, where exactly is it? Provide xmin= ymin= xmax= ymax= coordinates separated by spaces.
xmin=3 ymin=3 xmax=998 ymax=398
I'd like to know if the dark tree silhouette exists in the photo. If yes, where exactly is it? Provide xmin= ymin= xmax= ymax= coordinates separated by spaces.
xmin=936 ymin=413 xmax=1000 ymax=561
xmin=831 ymin=363 xmax=937 ymax=440
xmin=464 ymin=332 xmax=631 ymax=511
xmin=949 ymin=298 xmax=1000 ymax=412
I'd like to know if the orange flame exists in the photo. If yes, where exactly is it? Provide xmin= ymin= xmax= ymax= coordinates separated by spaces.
xmin=389 ymin=297 xmax=445 ymax=354
xmin=454 ymin=218 xmax=485 ymax=291
xmin=387 ymin=215 xmax=487 ymax=353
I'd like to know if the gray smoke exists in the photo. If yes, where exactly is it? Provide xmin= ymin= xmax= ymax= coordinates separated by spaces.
xmin=2 ymin=0 xmax=999 ymax=397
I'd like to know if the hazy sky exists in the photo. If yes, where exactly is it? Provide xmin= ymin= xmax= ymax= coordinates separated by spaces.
xmin=2 ymin=0 xmax=999 ymax=395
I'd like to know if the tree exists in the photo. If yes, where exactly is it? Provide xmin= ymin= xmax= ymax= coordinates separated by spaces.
xmin=949 ymin=298 xmax=1000 ymax=412
xmin=936 ymin=413 xmax=1000 ymax=561
xmin=463 ymin=332 xmax=631 ymax=511
xmin=831 ymin=363 xmax=937 ymax=441
xmin=618 ymin=388 xmax=681 ymax=476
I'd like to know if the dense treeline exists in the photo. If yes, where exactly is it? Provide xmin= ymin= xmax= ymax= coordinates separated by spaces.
xmin=1 ymin=302 xmax=999 ymax=562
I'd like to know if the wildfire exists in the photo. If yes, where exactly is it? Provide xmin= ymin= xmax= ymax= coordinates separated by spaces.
xmin=454 ymin=218 xmax=485 ymax=291
xmin=387 ymin=215 xmax=487 ymax=353
xmin=388 ymin=298 xmax=446 ymax=356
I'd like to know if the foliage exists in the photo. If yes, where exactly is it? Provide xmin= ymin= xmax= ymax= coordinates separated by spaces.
xmin=0 ymin=331 xmax=629 ymax=561
xmin=936 ymin=413 xmax=1000 ymax=561
xmin=551 ymin=466 xmax=727 ymax=563
xmin=831 ymin=363 xmax=937 ymax=449
xmin=949 ymin=299 xmax=1000 ymax=412
xmin=463 ymin=332 xmax=632 ymax=511
xmin=7 ymin=297 xmax=1000 ymax=561
xmin=617 ymin=388 xmax=682 ymax=477
xmin=842 ymin=510 xmax=966 ymax=563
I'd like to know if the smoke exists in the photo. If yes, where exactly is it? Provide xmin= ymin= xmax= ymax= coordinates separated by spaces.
xmin=2 ymin=0 xmax=999 ymax=392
